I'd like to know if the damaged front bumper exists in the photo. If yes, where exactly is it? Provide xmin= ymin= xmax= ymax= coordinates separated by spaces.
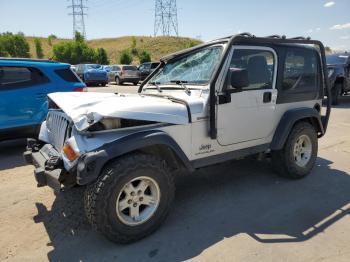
xmin=23 ymin=139 xmax=70 ymax=191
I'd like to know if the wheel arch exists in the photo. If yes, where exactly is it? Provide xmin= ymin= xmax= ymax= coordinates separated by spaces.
xmin=270 ymin=107 xmax=324 ymax=151
xmin=76 ymin=130 xmax=193 ymax=185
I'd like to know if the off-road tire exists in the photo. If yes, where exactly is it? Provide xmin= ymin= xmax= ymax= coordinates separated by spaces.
xmin=331 ymin=83 xmax=342 ymax=105
xmin=271 ymin=122 xmax=318 ymax=179
xmin=84 ymin=153 xmax=175 ymax=244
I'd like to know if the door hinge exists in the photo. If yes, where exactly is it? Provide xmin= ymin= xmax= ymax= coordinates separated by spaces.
xmin=217 ymin=93 xmax=231 ymax=104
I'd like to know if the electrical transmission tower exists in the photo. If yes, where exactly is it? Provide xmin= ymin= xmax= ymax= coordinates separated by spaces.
xmin=154 ymin=0 xmax=179 ymax=37
xmin=68 ymin=0 xmax=87 ymax=38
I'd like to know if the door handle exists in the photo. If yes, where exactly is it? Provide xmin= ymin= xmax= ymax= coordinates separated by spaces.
xmin=263 ymin=92 xmax=272 ymax=103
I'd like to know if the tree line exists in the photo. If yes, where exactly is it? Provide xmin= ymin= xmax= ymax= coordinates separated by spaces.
xmin=0 ymin=32 xmax=152 ymax=65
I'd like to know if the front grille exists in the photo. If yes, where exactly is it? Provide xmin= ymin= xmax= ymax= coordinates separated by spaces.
xmin=46 ymin=110 xmax=71 ymax=152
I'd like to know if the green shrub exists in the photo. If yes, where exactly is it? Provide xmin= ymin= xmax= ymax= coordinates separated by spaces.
xmin=138 ymin=50 xmax=151 ymax=63
xmin=34 ymin=38 xmax=44 ymax=58
xmin=47 ymin=34 xmax=57 ymax=46
xmin=95 ymin=48 xmax=109 ymax=64
xmin=0 ymin=32 xmax=30 ymax=57
xmin=52 ymin=32 xmax=107 ymax=64
xmin=131 ymin=36 xmax=138 ymax=55
xmin=119 ymin=50 xmax=132 ymax=64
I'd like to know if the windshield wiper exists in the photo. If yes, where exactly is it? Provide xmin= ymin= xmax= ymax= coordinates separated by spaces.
xmin=170 ymin=80 xmax=191 ymax=95
xmin=148 ymin=81 xmax=162 ymax=93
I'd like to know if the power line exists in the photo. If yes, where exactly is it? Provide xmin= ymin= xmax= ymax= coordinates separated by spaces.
xmin=68 ymin=0 xmax=88 ymax=38
xmin=154 ymin=0 xmax=178 ymax=37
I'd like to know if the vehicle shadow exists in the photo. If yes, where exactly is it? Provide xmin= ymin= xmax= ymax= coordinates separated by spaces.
xmin=0 ymin=139 xmax=27 ymax=171
xmin=34 ymin=157 xmax=350 ymax=261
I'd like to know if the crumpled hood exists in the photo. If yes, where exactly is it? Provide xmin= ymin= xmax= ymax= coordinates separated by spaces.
xmin=48 ymin=92 xmax=192 ymax=131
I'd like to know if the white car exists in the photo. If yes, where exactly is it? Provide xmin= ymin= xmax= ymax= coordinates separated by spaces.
xmin=24 ymin=33 xmax=331 ymax=243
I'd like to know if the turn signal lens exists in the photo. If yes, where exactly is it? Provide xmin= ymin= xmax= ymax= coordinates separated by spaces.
xmin=63 ymin=143 xmax=78 ymax=161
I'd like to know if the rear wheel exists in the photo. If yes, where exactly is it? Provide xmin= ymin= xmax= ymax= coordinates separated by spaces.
xmin=271 ymin=122 xmax=318 ymax=179
xmin=84 ymin=153 xmax=175 ymax=243
xmin=133 ymin=82 xmax=138 ymax=86
xmin=331 ymin=83 xmax=342 ymax=105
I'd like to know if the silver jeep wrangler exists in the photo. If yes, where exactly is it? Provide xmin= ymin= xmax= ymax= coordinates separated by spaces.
xmin=24 ymin=33 xmax=332 ymax=243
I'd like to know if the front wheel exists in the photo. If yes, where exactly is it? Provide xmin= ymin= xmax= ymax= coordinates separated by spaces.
xmin=84 ymin=153 xmax=175 ymax=243
xmin=271 ymin=122 xmax=318 ymax=179
xmin=115 ymin=77 xmax=121 ymax=85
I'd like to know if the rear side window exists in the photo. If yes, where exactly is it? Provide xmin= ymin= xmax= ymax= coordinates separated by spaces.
xmin=123 ymin=66 xmax=137 ymax=71
xmin=282 ymin=49 xmax=319 ymax=93
xmin=0 ymin=66 xmax=49 ymax=89
xmin=55 ymin=68 xmax=81 ymax=83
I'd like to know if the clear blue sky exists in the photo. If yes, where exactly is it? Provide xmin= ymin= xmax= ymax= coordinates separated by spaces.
xmin=0 ymin=0 xmax=349 ymax=50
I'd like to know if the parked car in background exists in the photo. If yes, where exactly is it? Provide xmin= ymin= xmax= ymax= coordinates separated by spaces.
xmin=107 ymin=64 xmax=140 ymax=85
xmin=138 ymin=62 xmax=160 ymax=81
xmin=70 ymin=65 xmax=77 ymax=73
xmin=326 ymin=53 xmax=350 ymax=105
xmin=0 ymin=58 xmax=86 ymax=141
xmin=75 ymin=64 xmax=108 ymax=87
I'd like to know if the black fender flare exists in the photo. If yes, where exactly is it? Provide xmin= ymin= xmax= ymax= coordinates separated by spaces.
xmin=270 ymin=107 xmax=324 ymax=151
xmin=76 ymin=130 xmax=193 ymax=185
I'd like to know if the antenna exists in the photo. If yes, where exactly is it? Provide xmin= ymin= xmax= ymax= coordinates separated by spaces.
xmin=68 ymin=0 xmax=88 ymax=38
xmin=154 ymin=0 xmax=179 ymax=37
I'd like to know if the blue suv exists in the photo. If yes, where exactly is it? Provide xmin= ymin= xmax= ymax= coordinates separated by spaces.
xmin=0 ymin=58 xmax=86 ymax=141
xmin=75 ymin=64 xmax=108 ymax=86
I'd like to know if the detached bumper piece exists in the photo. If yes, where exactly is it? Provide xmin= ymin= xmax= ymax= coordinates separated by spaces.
xmin=23 ymin=139 xmax=64 ymax=191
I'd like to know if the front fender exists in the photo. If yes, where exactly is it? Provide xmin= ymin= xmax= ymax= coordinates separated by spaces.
xmin=76 ymin=130 xmax=192 ymax=185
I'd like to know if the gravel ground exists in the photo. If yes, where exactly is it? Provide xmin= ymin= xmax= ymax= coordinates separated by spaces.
xmin=0 ymin=92 xmax=349 ymax=262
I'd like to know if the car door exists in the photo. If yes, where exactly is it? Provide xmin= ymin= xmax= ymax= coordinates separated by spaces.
xmin=217 ymin=46 xmax=278 ymax=146
xmin=0 ymin=66 xmax=51 ymax=129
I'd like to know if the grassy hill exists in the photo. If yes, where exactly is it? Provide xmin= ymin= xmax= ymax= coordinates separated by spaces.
xmin=25 ymin=36 xmax=202 ymax=64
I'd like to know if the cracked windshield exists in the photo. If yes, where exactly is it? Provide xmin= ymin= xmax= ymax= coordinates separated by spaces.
xmin=150 ymin=46 xmax=223 ymax=85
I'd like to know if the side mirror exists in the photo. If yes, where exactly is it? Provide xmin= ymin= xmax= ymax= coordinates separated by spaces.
xmin=226 ymin=68 xmax=249 ymax=93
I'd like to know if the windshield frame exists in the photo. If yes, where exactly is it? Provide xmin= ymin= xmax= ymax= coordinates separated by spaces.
xmin=146 ymin=44 xmax=225 ymax=88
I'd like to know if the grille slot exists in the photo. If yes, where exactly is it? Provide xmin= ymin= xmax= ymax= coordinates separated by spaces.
xmin=46 ymin=110 xmax=71 ymax=152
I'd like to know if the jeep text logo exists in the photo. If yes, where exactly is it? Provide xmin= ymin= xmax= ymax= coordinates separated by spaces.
xmin=199 ymin=144 xmax=212 ymax=151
